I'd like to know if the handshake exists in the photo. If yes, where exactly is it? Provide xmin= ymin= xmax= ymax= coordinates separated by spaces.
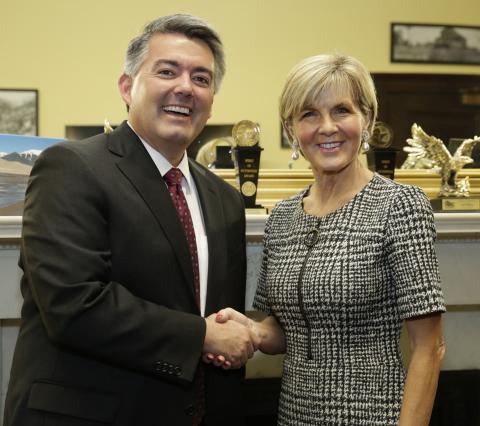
xmin=202 ymin=308 xmax=261 ymax=370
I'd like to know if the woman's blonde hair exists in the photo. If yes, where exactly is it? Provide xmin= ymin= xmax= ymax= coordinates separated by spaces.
xmin=280 ymin=54 xmax=377 ymax=139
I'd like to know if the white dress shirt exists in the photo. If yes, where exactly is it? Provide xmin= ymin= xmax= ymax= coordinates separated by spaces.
xmin=127 ymin=123 xmax=209 ymax=316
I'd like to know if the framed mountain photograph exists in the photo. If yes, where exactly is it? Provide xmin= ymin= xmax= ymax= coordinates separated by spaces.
xmin=0 ymin=134 xmax=61 ymax=216
xmin=0 ymin=89 xmax=39 ymax=135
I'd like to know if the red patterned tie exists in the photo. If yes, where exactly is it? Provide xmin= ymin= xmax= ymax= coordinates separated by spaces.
xmin=163 ymin=168 xmax=205 ymax=425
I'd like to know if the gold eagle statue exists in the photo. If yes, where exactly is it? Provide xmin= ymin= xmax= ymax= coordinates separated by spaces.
xmin=403 ymin=123 xmax=480 ymax=198
xmin=104 ymin=119 xmax=114 ymax=134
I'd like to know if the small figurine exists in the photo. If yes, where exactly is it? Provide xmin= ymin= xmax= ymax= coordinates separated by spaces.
xmin=104 ymin=119 xmax=114 ymax=134
xmin=403 ymin=123 xmax=480 ymax=197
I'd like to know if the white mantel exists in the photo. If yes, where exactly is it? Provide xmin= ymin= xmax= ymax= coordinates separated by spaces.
xmin=0 ymin=217 xmax=22 ymax=239
xmin=2 ymin=213 xmax=480 ymax=313
xmin=1 ymin=213 xmax=480 ymax=416
xmin=2 ymin=212 xmax=480 ymax=239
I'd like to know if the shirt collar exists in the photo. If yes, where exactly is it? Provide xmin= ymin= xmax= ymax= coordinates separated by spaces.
xmin=127 ymin=121 xmax=194 ymax=193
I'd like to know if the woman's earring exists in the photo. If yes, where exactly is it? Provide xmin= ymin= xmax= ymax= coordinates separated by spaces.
xmin=291 ymin=139 xmax=300 ymax=160
xmin=361 ymin=130 xmax=370 ymax=152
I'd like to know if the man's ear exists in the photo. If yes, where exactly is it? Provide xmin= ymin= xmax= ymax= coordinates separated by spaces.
xmin=118 ymin=73 xmax=133 ymax=107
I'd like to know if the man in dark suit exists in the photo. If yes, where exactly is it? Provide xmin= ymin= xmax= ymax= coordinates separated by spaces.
xmin=4 ymin=14 xmax=256 ymax=426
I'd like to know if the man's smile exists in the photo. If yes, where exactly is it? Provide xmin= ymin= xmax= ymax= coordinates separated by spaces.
xmin=162 ymin=105 xmax=192 ymax=116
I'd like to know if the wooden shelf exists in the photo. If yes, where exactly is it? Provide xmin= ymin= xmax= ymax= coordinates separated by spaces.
xmin=214 ymin=169 xmax=480 ymax=211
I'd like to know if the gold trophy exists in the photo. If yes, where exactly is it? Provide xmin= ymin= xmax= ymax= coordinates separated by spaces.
xmin=104 ymin=119 xmax=114 ymax=134
xmin=368 ymin=121 xmax=397 ymax=180
xmin=232 ymin=120 xmax=264 ymax=210
xmin=403 ymin=123 xmax=480 ymax=211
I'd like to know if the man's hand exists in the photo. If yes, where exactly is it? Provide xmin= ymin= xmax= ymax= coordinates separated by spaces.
xmin=215 ymin=308 xmax=252 ymax=328
xmin=203 ymin=313 xmax=259 ymax=369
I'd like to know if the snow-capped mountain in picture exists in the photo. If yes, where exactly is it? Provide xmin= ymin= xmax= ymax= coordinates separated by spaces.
xmin=0 ymin=134 xmax=63 ymax=215
xmin=2 ymin=149 xmax=41 ymax=166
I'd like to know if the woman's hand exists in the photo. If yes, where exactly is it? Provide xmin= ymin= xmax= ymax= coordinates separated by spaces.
xmin=215 ymin=308 xmax=254 ymax=328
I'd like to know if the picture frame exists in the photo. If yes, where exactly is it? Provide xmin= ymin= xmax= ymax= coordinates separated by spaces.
xmin=0 ymin=134 xmax=62 ymax=216
xmin=0 ymin=89 xmax=39 ymax=135
xmin=391 ymin=23 xmax=480 ymax=65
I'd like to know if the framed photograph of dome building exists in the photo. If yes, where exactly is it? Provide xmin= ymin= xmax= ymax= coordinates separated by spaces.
xmin=391 ymin=23 xmax=480 ymax=65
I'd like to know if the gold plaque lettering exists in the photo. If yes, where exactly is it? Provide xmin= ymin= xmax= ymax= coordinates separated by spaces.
xmin=442 ymin=198 xmax=480 ymax=211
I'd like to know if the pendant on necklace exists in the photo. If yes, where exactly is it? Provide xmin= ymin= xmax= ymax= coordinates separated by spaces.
xmin=304 ymin=228 xmax=320 ymax=248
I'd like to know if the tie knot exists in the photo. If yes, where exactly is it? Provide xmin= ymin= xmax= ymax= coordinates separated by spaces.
xmin=164 ymin=168 xmax=183 ymax=187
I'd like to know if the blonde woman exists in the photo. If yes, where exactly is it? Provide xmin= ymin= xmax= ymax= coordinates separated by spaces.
xmin=208 ymin=54 xmax=445 ymax=425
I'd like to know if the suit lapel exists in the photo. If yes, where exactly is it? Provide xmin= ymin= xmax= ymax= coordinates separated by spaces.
xmin=108 ymin=123 xmax=196 ymax=305
xmin=189 ymin=160 xmax=228 ymax=315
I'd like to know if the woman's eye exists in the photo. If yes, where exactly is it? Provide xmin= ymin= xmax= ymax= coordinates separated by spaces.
xmin=301 ymin=111 xmax=315 ymax=119
xmin=335 ymin=106 xmax=350 ymax=114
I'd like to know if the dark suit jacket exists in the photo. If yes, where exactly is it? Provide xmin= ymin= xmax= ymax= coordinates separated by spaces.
xmin=4 ymin=122 xmax=247 ymax=426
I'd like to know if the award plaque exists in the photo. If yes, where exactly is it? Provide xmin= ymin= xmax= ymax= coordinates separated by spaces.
xmin=431 ymin=197 xmax=480 ymax=211
xmin=232 ymin=120 xmax=264 ymax=210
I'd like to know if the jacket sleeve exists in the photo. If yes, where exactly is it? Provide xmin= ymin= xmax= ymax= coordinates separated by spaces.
xmin=385 ymin=185 xmax=446 ymax=319
xmin=20 ymin=142 xmax=205 ymax=384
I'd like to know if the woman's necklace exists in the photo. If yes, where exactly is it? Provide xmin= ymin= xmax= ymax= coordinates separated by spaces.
xmin=304 ymin=225 xmax=321 ymax=248
xmin=302 ymin=188 xmax=323 ymax=248
xmin=297 ymin=213 xmax=322 ymax=360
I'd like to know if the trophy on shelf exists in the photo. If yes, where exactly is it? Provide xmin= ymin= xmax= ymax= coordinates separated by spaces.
xmin=402 ymin=123 xmax=480 ymax=211
xmin=231 ymin=120 xmax=264 ymax=211
xmin=367 ymin=121 xmax=397 ymax=180
xmin=104 ymin=119 xmax=114 ymax=133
